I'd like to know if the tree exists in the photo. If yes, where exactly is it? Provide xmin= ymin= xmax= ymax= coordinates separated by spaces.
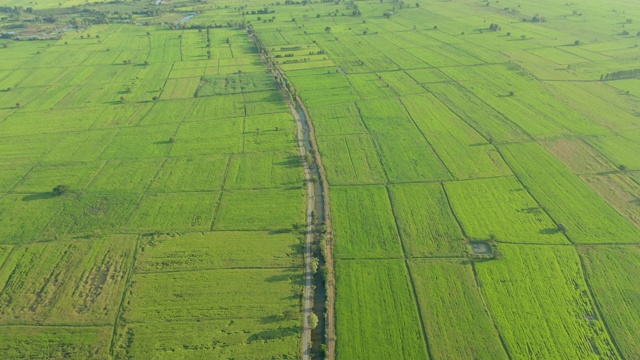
xmin=15 ymin=102 xmax=21 ymax=108
xmin=363 ymin=29 xmax=368 ymax=35
xmin=509 ymin=91 xmax=515 ymax=96
xmin=308 ymin=313 xmax=319 ymax=329
xmin=618 ymin=164 xmax=628 ymax=171
xmin=557 ymin=223 xmax=567 ymax=234
xmin=53 ymin=184 xmax=70 ymax=195
xmin=120 ymin=96 xmax=126 ymax=103
xmin=574 ymin=40 xmax=581 ymax=45
xmin=325 ymin=26 xmax=332 ymax=33
xmin=520 ymin=34 xmax=527 ymax=40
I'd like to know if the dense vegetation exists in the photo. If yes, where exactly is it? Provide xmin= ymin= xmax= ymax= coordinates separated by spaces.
xmin=1 ymin=0 xmax=639 ymax=358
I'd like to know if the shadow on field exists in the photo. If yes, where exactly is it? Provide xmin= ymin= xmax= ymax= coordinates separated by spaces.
xmin=269 ymin=228 xmax=292 ymax=234
xmin=274 ymin=154 xmax=302 ymax=168
xmin=247 ymin=326 xmax=300 ymax=343
xmin=265 ymin=274 xmax=291 ymax=283
xmin=22 ymin=192 xmax=57 ymax=201
xmin=539 ymin=228 xmax=560 ymax=235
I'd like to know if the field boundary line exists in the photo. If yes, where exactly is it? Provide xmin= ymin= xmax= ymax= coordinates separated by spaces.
xmin=209 ymin=156 xmax=233 ymax=231
xmin=136 ymin=265 xmax=301 ymax=275
xmin=576 ymin=251 xmax=626 ymax=359
xmin=385 ymin=185 xmax=434 ymax=359
xmin=469 ymin=261 xmax=513 ymax=360
xmin=493 ymin=145 xmax=574 ymax=245
xmin=108 ymin=234 xmax=140 ymax=357
xmin=0 ymin=246 xmax=18 ymax=295
xmin=398 ymin=97 xmax=455 ymax=179
xmin=434 ymin=79 xmax=536 ymax=142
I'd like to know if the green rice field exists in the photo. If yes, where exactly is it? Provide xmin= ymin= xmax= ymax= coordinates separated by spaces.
xmin=1 ymin=0 xmax=640 ymax=358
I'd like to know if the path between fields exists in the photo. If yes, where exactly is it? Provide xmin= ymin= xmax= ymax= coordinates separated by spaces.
xmin=290 ymin=101 xmax=315 ymax=360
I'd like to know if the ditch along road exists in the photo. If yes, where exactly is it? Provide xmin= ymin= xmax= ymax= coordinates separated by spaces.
xmin=291 ymin=101 xmax=317 ymax=360
xmin=287 ymin=97 xmax=331 ymax=360
xmin=250 ymin=31 xmax=335 ymax=360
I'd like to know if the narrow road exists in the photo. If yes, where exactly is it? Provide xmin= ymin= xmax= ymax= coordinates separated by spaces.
xmin=290 ymin=101 xmax=315 ymax=360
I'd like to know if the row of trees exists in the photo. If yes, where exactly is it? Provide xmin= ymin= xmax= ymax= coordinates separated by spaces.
xmin=600 ymin=68 xmax=640 ymax=81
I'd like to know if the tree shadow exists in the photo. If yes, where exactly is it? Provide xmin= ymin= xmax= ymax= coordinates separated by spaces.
xmin=247 ymin=326 xmax=300 ymax=343
xmin=268 ymin=228 xmax=292 ymax=234
xmin=273 ymin=154 xmax=302 ymax=168
xmin=265 ymin=274 xmax=291 ymax=283
xmin=22 ymin=192 xmax=57 ymax=201
xmin=260 ymin=314 xmax=286 ymax=324
xmin=539 ymin=228 xmax=560 ymax=235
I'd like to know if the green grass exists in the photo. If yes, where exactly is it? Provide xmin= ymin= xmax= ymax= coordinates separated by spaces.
xmin=0 ymin=237 xmax=135 ymax=324
xmin=586 ymin=133 xmax=640 ymax=170
xmin=46 ymin=193 xmax=142 ymax=236
xmin=124 ymin=267 xmax=301 ymax=322
xmin=138 ymin=99 xmax=193 ymax=125
xmin=475 ymin=244 xmax=618 ymax=359
xmin=317 ymin=134 xmax=387 ymax=185
xmin=115 ymin=319 xmax=300 ymax=360
xmin=14 ymin=161 xmax=104 ymax=193
xmin=335 ymin=260 xmax=429 ymax=360
xmin=88 ymin=159 xmax=163 ymax=192
xmin=401 ymin=94 xmax=512 ymax=179
xmin=214 ymin=188 xmax=305 ymax=231
xmin=357 ymin=98 xmax=451 ymax=182
xmin=42 ymin=130 xmax=117 ymax=163
xmin=196 ymin=71 xmax=276 ymax=96
xmin=135 ymin=231 xmax=301 ymax=272
xmin=331 ymin=186 xmax=403 ymax=259
xmin=500 ymin=142 xmax=640 ymax=243
xmin=446 ymin=177 xmax=569 ymax=244
xmin=149 ymin=156 xmax=228 ymax=192
xmin=388 ymin=183 xmax=465 ymax=257
xmin=0 ymin=326 xmax=112 ymax=360
xmin=580 ymin=245 xmax=640 ymax=359
xmin=226 ymin=152 xmax=302 ymax=189
xmin=0 ymin=194 xmax=63 ymax=244
xmin=100 ymin=124 xmax=178 ymax=159
xmin=410 ymin=259 xmax=508 ymax=360
xmin=306 ymin=102 xmax=367 ymax=136
xmin=128 ymin=192 xmax=218 ymax=232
